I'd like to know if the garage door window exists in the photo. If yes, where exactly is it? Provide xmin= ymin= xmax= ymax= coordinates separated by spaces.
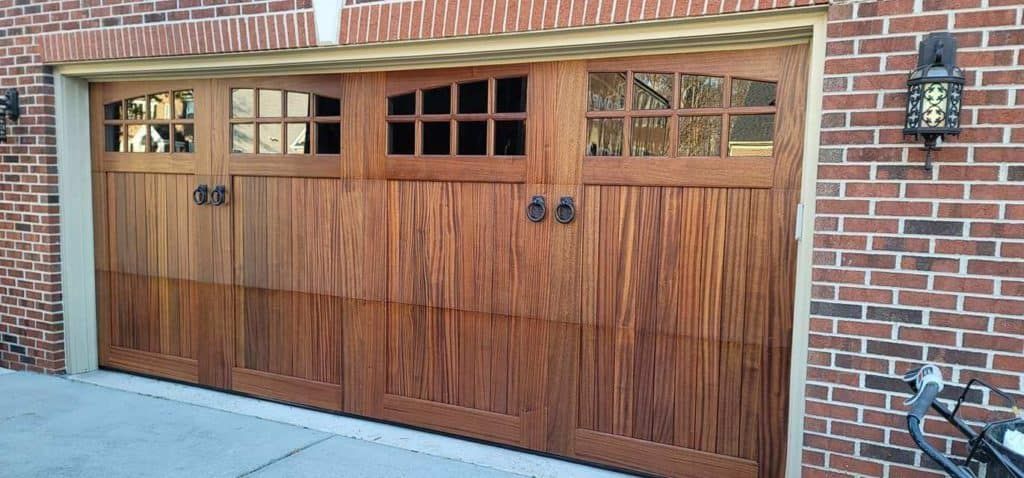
xmin=230 ymin=88 xmax=341 ymax=156
xmin=586 ymin=72 xmax=777 ymax=158
xmin=103 ymin=90 xmax=195 ymax=153
xmin=387 ymin=76 xmax=527 ymax=157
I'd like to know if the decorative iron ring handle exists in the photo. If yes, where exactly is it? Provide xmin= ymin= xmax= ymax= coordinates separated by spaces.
xmin=555 ymin=196 xmax=576 ymax=224
xmin=526 ymin=195 xmax=547 ymax=223
xmin=209 ymin=185 xmax=227 ymax=206
xmin=192 ymin=184 xmax=209 ymax=206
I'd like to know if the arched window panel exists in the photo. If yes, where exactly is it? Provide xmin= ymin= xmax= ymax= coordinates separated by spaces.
xmin=103 ymin=89 xmax=196 ymax=153
xmin=585 ymin=70 xmax=778 ymax=159
xmin=386 ymin=74 xmax=528 ymax=158
xmin=229 ymin=87 xmax=341 ymax=156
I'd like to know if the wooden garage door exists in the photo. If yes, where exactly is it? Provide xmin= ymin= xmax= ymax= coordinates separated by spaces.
xmin=92 ymin=44 xmax=807 ymax=477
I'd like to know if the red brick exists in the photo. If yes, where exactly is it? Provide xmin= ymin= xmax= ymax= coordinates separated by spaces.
xmin=899 ymin=326 xmax=958 ymax=346
xmin=875 ymin=201 xmax=933 ymax=217
xmin=900 ymin=290 xmax=958 ymax=309
xmin=972 ymin=185 xmax=1024 ymax=200
xmin=938 ymin=203 xmax=1000 ymax=219
xmin=955 ymin=9 xmax=1018 ymax=28
xmin=825 ymin=57 xmax=881 ymax=75
xmin=906 ymin=183 xmax=965 ymax=199
xmin=889 ymin=14 xmax=949 ymax=33
xmin=933 ymin=275 xmax=994 ymax=294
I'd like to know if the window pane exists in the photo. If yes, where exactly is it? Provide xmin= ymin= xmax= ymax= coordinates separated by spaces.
xmin=631 ymin=117 xmax=669 ymax=156
xmin=729 ymin=114 xmax=774 ymax=156
xmin=259 ymin=123 xmax=283 ymax=153
xmin=586 ymin=118 xmax=623 ymax=156
xmin=388 ymin=122 xmax=415 ymax=155
xmin=174 ymin=90 xmax=195 ymax=119
xmin=315 ymin=95 xmax=341 ymax=117
xmin=174 ymin=124 xmax=195 ymax=153
xmin=232 ymin=89 xmax=254 ymax=118
xmin=149 ymin=94 xmax=171 ymax=120
xmin=316 ymin=122 xmax=341 ymax=155
xmin=388 ymin=93 xmax=415 ymax=115
xmin=457 ymin=121 xmax=487 ymax=155
xmin=286 ymin=123 xmax=309 ymax=154
xmin=151 ymin=124 xmax=171 ymax=152
xmin=126 ymin=96 xmax=146 ymax=120
xmin=678 ymin=116 xmax=722 ymax=157
xmin=633 ymin=73 xmax=673 ymax=110
xmin=104 ymin=125 xmax=124 ymax=152
xmin=588 ymin=72 xmax=626 ymax=111
xmin=287 ymin=92 xmax=310 ymax=117
xmin=423 ymin=86 xmax=451 ymax=115
xmin=231 ymin=124 xmax=254 ymax=153
xmin=494 ymin=120 xmax=525 ymax=156
xmin=126 ymin=124 xmax=147 ymax=152
xmin=104 ymin=101 xmax=123 ymax=120
xmin=259 ymin=89 xmax=282 ymax=117
xmin=680 ymin=75 xmax=723 ymax=109
xmin=422 ymin=121 xmax=451 ymax=155
xmin=495 ymin=77 xmax=527 ymax=113
xmin=458 ymin=80 xmax=488 ymax=114
xmin=731 ymin=79 xmax=777 ymax=107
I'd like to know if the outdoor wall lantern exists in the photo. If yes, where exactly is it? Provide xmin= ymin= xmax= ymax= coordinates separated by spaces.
xmin=903 ymin=32 xmax=964 ymax=171
xmin=0 ymin=88 xmax=20 ymax=144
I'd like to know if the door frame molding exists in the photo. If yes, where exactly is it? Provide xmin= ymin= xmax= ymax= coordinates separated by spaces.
xmin=55 ymin=8 xmax=826 ymax=477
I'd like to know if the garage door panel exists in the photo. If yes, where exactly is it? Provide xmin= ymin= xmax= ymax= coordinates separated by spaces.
xmin=387 ymin=180 xmax=527 ymax=316
xmin=104 ymin=172 xmax=198 ymax=359
xmin=386 ymin=303 xmax=517 ymax=416
xmin=580 ymin=185 xmax=771 ymax=460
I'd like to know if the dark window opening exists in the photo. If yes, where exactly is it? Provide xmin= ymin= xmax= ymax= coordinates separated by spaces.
xmin=422 ymin=86 xmax=451 ymax=115
xmin=315 ymin=95 xmax=342 ymax=117
xmin=388 ymin=122 xmax=415 ymax=155
xmin=388 ymin=93 xmax=416 ymax=115
xmin=316 ymin=122 xmax=341 ymax=154
xmin=495 ymin=77 xmax=527 ymax=113
xmin=458 ymin=80 xmax=488 ymax=114
xmin=422 ymin=122 xmax=451 ymax=155
xmin=493 ymin=120 xmax=525 ymax=156
xmin=457 ymin=121 xmax=487 ymax=155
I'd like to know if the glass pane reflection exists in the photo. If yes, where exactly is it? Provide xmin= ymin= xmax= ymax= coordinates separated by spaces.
xmin=174 ymin=124 xmax=195 ymax=153
xmin=680 ymin=75 xmax=723 ymax=109
xmin=231 ymin=124 xmax=254 ymax=153
xmin=287 ymin=92 xmax=310 ymax=118
xmin=259 ymin=89 xmax=282 ymax=118
xmin=678 ymin=116 xmax=722 ymax=157
xmin=126 ymin=96 xmax=146 ymax=120
xmin=259 ymin=123 xmax=283 ymax=154
xmin=104 ymin=125 xmax=124 ymax=152
xmin=588 ymin=73 xmax=626 ymax=111
xmin=586 ymin=118 xmax=623 ymax=156
xmin=232 ymin=89 xmax=254 ymax=118
xmin=150 ymin=124 xmax=171 ymax=152
xmin=286 ymin=123 xmax=309 ymax=154
xmin=631 ymin=117 xmax=669 ymax=156
xmin=149 ymin=93 xmax=171 ymax=120
xmin=728 ymin=114 xmax=775 ymax=157
xmin=731 ymin=79 xmax=777 ymax=107
xmin=126 ymin=124 xmax=147 ymax=152
xmin=633 ymin=73 xmax=673 ymax=110
xmin=174 ymin=90 xmax=195 ymax=119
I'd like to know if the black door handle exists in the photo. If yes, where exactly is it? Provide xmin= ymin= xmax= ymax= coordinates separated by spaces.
xmin=555 ymin=196 xmax=575 ymax=224
xmin=193 ymin=184 xmax=209 ymax=205
xmin=209 ymin=185 xmax=227 ymax=206
xmin=526 ymin=195 xmax=547 ymax=222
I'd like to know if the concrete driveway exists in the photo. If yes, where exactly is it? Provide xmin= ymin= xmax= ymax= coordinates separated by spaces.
xmin=0 ymin=369 xmax=621 ymax=477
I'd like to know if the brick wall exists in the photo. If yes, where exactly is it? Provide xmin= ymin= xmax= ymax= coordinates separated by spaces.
xmin=0 ymin=1 xmax=1022 ymax=477
xmin=804 ymin=1 xmax=1024 ymax=477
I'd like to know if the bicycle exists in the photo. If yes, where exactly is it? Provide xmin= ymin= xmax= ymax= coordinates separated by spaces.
xmin=903 ymin=365 xmax=1024 ymax=478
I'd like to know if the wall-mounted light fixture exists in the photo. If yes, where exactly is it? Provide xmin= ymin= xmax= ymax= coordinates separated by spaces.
xmin=0 ymin=88 xmax=20 ymax=144
xmin=903 ymin=32 xmax=964 ymax=171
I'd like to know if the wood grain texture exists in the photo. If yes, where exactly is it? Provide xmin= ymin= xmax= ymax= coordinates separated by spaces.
xmin=387 ymin=180 xmax=527 ymax=317
xmin=106 ymin=346 xmax=199 ymax=383
xmin=382 ymin=394 xmax=523 ymax=446
xmin=232 ymin=367 xmax=342 ymax=411
xmin=103 ymin=173 xmax=197 ymax=359
xmin=387 ymin=304 xmax=517 ymax=416
xmin=575 ymin=429 xmax=759 ymax=478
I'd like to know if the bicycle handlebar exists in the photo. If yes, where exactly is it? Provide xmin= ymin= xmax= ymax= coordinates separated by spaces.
xmin=904 ymin=368 xmax=975 ymax=478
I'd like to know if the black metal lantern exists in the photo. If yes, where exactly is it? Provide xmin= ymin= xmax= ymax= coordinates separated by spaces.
xmin=903 ymin=32 xmax=964 ymax=170
xmin=0 ymin=88 xmax=20 ymax=144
